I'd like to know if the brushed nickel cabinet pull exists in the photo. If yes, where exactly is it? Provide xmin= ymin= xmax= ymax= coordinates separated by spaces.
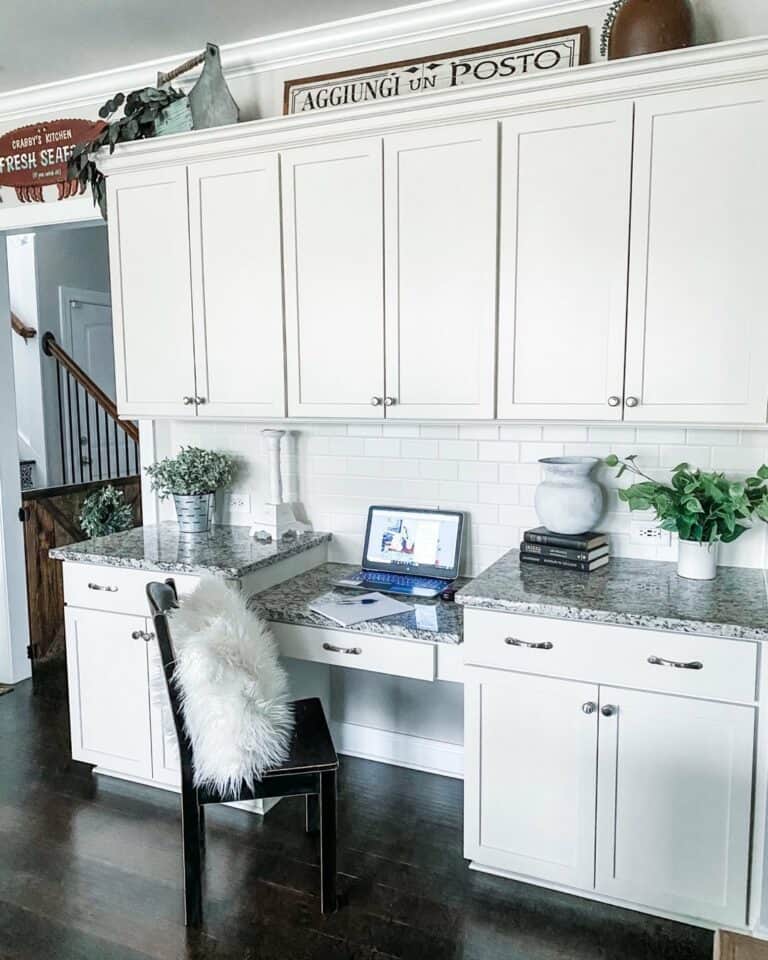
xmin=383 ymin=396 xmax=396 ymax=407
xmin=505 ymin=637 xmax=553 ymax=650
xmin=322 ymin=642 xmax=362 ymax=655
xmin=182 ymin=396 xmax=195 ymax=405
xmin=370 ymin=396 xmax=383 ymax=407
xmin=131 ymin=630 xmax=155 ymax=642
xmin=582 ymin=701 xmax=597 ymax=715
xmin=648 ymin=655 xmax=703 ymax=670
xmin=88 ymin=582 xmax=118 ymax=592
xmin=607 ymin=396 xmax=621 ymax=407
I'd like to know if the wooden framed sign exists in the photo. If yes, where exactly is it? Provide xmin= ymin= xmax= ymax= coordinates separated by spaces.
xmin=0 ymin=118 xmax=106 ymax=203
xmin=283 ymin=27 xmax=589 ymax=115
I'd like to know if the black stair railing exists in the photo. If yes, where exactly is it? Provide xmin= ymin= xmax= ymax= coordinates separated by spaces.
xmin=42 ymin=332 xmax=139 ymax=486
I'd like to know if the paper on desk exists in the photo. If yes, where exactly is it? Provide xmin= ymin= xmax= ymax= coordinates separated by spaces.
xmin=308 ymin=592 xmax=413 ymax=627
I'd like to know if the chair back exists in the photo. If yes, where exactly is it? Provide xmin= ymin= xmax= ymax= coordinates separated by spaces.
xmin=146 ymin=579 xmax=196 ymax=787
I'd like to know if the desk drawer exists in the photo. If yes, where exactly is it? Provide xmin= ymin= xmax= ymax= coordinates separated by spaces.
xmin=63 ymin=563 xmax=200 ymax=616
xmin=463 ymin=608 xmax=757 ymax=703
xmin=273 ymin=623 xmax=436 ymax=682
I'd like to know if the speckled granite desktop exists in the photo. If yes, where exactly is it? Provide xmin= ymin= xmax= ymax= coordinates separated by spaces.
xmin=250 ymin=562 xmax=464 ymax=644
xmin=50 ymin=523 xmax=331 ymax=580
xmin=456 ymin=549 xmax=768 ymax=642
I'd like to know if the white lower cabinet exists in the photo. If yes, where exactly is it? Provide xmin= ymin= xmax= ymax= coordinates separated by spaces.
xmin=464 ymin=669 xmax=598 ymax=890
xmin=464 ymin=626 xmax=756 ymax=926
xmin=595 ymin=686 xmax=753 ymax=926
xmin=65 ymin=607 xmax=153 ymax=779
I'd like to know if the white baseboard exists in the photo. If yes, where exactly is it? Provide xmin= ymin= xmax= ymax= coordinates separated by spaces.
xmin=331 ymin=720 xmax=463 ymax=779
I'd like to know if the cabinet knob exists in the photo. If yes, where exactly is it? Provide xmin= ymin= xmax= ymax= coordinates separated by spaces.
xmin=601 ymin=704 xmax=617 ymax=717
xmin=607 ymin=396 xmax=621 ymax=407
xmin=383 ymin=396 xmax=396 ymax=407
xmin=131 ymin=630 xmax=155 ymax=642
xmin=182 ymin=396 xmax=195 ymax=406
xmin=370 ymin=396 xmax=383 ymax=407
xmin=582 ymin=701 xmax=597 ymax=715
xmin=625 ymin=396 xmax=639 ymax=408
xmin=195 ymin=396 xmax=206 ymax=405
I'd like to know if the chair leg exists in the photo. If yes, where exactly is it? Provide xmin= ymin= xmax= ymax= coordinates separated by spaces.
xmin=181 ymin=789 xmax=204 ymax=927
xmin=319 ymin=770 xmax=337 ymax=914
xmin=306 ymin=793 xmax=320 ymax=834
xmin=199 ymin=804 xmax=206 ymax=860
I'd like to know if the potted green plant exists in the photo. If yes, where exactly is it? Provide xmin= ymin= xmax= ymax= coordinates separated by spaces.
xmin=145 ymin=446 xmax=236 ymax=534
xmin=79 ymin=485 xmax=135 ymax=539
xmin=605 ymin=455 xmax=768 ymax=580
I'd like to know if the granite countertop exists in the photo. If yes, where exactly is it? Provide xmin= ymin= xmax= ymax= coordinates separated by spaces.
xmin=49 ymin=523 xmax=332 ymax=579
xmin=455 ymin=549 xmax=768 ymax=642
xmin=250 ymin=562 xmax=465 ymax=644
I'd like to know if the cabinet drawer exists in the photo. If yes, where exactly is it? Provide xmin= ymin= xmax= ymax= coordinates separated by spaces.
xmin=63 ymin=563 xmax=200 ymax=616
xmin=463 ymin=608 xmax=757 ymax=703
xmin=273 ymin=623 xmax=436 ymax=682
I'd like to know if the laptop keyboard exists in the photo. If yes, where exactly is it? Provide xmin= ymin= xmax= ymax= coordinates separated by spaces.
xmin=361 ymin=571 xmax=446 ymax=590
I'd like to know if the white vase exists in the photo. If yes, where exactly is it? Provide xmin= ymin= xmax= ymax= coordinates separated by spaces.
xmin=534 ymin=457 xmax=604 ymax=535
xmin=677 ymin=539 xmax=719 ymax=580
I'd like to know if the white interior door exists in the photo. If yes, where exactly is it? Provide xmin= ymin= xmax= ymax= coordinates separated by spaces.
xmin=625 ymin=81 xmax=768 ymax=424
xmin=384 ymin=122 xmax=497 ymax=419
xmin=497 ymin=102 xmax=632 ymax=420
xmin=65 ymin=607 xmax=153 ymax=779
xmin=108 ymin=166 xmax=196 ymax=418
xmin=464 ymin=668 xmax=598 ymax=890
xmin=282 ymin=138 xmax=384 ymax=418
xmin=596 ymin=686 xmax=753 ymax=925
xmin=189 ymin=153 xmax=286 ymax=418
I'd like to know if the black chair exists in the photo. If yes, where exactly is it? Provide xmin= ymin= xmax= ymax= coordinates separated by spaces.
xmin=146 ymin=579 xmax=339 ymax=926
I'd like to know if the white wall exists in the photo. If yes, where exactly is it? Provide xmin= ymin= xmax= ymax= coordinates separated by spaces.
xmin=8 ymin=235 xmax=46 ymax=486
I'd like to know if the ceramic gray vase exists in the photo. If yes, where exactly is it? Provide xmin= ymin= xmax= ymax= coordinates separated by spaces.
xmin=173 ymin=493 xmax=214 ymax=534
xmin=534 ymin=457 xmax=604 ymax=536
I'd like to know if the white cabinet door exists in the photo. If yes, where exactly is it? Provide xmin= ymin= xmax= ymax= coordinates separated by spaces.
xmin=108 ymin=167 xmax=196 ymax=417
xmin=465 ymin=668 xmax=598 ymax=889
xmin=596 ymin=687 xmax=753 ymax=925
xmin=189 ymin=154 xmax=286 ymax=418
xmin=384 ymin=122 xmax=497 ymax=419
xmin=282 ymin=139 xmax=385 ymax=418
xmin=148 ymin=640 xmax=181 ymax=787
xmin=65 ymin=608 xmax=153 ymax=779
xmin=497 ymin=102 xmax=632 ymax=420
xmin=625 ymin=82 xmax=768 ymax=424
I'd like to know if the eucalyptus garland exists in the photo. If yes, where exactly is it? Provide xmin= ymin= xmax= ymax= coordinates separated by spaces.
xmin=68 ymin=85 xmax=186 ymax=219
xmin=79 ymin=485 xmax=135 ymax=539
xmin=600 ymin=0 xmax=630 ymax=57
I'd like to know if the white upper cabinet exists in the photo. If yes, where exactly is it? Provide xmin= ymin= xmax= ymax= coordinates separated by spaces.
xmin=596 ymin=687 xmax=753 ymax=926
xmin=625 ymin=81 xmax=768 ymax=424
xmin=497 ymin=103 xmax=633 ymax=421
xmin=188 ymin=154 xmax=286 ymax=418
xmin=108 ymin=167 xmax=196 ymax=418
xmin=384 ymin=122 xmax=498 ymax=419
xmin=282 ymin=139 xmax=385 ymax=418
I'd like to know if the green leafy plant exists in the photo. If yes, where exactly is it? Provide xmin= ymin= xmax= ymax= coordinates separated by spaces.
xmin=79 ymin=485 xmax=134 ymax=539
xmin=605 ymin=454 xmax=768 ymax=544
xmin=145 ymin=446 xmax=236 ymax=499
xmin=68 ymin=86 xmax=186 ymax=218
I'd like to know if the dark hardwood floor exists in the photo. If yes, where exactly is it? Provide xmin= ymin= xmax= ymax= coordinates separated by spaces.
xmin=0 ymin=681 xmax=713 ymax=960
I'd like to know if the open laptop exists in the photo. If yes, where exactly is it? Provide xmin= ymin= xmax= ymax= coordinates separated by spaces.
xmin=334 ymin=505 xmax=464 ymax=598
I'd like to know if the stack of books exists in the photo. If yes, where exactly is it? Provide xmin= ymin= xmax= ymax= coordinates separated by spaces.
xmin=519 ymin=527 xmax=610 ymax=573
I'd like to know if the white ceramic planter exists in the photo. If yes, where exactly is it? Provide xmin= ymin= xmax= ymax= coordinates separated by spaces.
xmin=677 ymin=539 xmax=719 ymax=580
xmin=534 ymin=457 xmax=604 ymax=535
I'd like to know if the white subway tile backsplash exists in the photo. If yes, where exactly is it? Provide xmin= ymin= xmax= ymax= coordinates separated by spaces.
xmin=479 ymin=441 xmax=519 ymax=462
xmin=439 ymin=440 xmax=478 ymax=460
xmin=161 ymin=418 xmax=768 ymax=575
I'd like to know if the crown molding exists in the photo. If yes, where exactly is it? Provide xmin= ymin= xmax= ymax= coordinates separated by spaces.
xmin=0 ymin=0 xmax=606 ymax=124
xmin=97 ymin=34 xmax=768 ymax=177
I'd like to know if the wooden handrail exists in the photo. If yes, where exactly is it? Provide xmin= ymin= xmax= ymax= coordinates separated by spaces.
xmin=42 ymin=332 xmax=139 ymax=443
xmin=11 ymin=311 xmax=36 ymax=340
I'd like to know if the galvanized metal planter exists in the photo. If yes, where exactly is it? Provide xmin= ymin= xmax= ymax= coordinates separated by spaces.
xmin=173 ymin=493 xmax=214 ymax=534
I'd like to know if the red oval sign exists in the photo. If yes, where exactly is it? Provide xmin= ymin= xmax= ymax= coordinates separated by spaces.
xmin=0 ymin=118 xmax=106 ymax=202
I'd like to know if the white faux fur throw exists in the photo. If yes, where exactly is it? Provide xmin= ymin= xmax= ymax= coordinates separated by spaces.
xmin=168 ymin=576 xmax=294 ymax=793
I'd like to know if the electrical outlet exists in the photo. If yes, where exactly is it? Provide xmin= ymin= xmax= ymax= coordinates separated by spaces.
xmin=630 ymin=519 xmax=671 ymax=546
xmin=226 ymin=492 xmax=251 ymax=513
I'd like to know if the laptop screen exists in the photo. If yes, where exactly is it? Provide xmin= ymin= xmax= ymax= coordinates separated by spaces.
xmin=362 ymin=506 xmax=464 ymax=580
